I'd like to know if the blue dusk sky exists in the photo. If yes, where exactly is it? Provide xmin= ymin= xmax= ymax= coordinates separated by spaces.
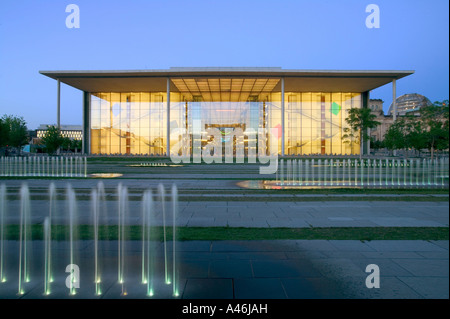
xmin=0 ymin=0 xmax=448 ymax=130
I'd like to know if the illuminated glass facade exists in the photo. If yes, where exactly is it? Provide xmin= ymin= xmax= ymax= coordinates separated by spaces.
xmin=90 ymin=78 xmax=360 ymax=155
xmin=91 ymin=92 xmax=167 ymax=155
xmin=285 ymin=92 xmax=361 ymax=155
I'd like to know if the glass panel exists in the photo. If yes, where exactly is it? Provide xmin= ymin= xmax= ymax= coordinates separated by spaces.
xmin=140 ymin=93 xmax=150 ymax=155
xmin=323 ymin=93 xmax=332 ymax=155
xmin=331 ymin=92 xmax=343 ymax=155
xmin=90 ymin=94 xmax=101 ymax=154
xmin=100 ymin=92 xmax=110 ymax=154
xmin=110 ymin=93 xmax=121 ymax=154
xmin=311 ymin=93 xmax=322 ymax=154
xmin=342 ymin=93 xmax=354 ymax=155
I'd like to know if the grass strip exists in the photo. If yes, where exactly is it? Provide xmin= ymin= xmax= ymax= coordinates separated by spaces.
xmin=3 ymin=225 xmax=449 ymax=241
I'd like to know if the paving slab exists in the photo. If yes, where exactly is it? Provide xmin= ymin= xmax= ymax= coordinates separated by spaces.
xmin=183 ymin=279 xmax=233 ymax=299
xmin=328 ymin=240 xmax=377 ymax=252
xmin=209 ymin=260 xmax=253 ymax=278
xmin=398 ymin=276 xmax=449 ymax=299
xmin=366 ymin=240 xmax=448 ymax=252
xmin=351 ymin=258 xmax=415 ymax=276
xmin=360 ymin=251 xmax=424 ymax=259
xmin=234 ymin=278 xmax=287 ymax=299
xmin=391 ymin=259 xmax=449 ymax=277
xmin=281 ymin=277 xmax=348 ymax=299
xmin=252 ymin=259 xmax=322 ymax=278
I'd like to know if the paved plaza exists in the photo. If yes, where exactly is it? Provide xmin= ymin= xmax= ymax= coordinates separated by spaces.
xmin=0 ymin=239 xmax=448 ymax=299
xmin=0 ymin=160 xmax=448 ymax=299
xmin=1 ymin=198 xmax=449 ymax=228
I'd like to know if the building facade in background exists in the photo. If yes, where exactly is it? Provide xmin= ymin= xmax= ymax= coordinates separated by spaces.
xmin=368 ymin=99 xmax=393 ymax=142
xmin=387 ymin=93 xmax=432 ymax=116
xmin=36 ymin=124 xmax=83 ymax=141
xmin=370 ymin=93 xmax=433 ymax=142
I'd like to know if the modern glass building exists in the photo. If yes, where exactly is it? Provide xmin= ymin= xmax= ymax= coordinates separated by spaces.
xmin=40 ymin=67 xmax=413 ymax=157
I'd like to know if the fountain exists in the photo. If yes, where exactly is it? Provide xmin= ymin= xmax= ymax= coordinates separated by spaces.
xmin=305 ymin=160 xmax=309 ymax=185
xmin=43 ymin=217 xmax=51 ymax=295
xmin=0 ymin=182 xmax=179 ymax=298
xmin=317 ymin=159 xmax=322 ymax=186
xmin=260 ymin=157 xmax=449 ymax=190
xmin=0 ymin=184 xmax=5 ymax=283
xmin=0 ymin=156 xmax=87 ymax=177
xmin=18 ymin=184 xmax=31 ymax=295
xmin=280 ymin=160 xmax=284 ymax=185
xmin=67 ymin=184 xmax=79 ymax=295
xmin=171 ymin=184 xmax=179 ymax=297
xmin=141 ymin=189 xmax=154 ymax=296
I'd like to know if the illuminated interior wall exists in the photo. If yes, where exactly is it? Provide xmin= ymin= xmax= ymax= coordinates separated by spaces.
xmin=285 ymin=92 xmax=361 ymax=155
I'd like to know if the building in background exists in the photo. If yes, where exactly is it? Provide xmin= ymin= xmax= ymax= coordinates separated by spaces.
xmin=369 ymin=93 xmax=434 ymax=143
xmin=368 ymin=99 xmax=393 ymax=142
xmin=39 ymin=68 xmax=413 ymax=156
xmin=369 ymin=98 xmax=384 ymax=115
xmin=36 ymin=124 xmax=83 ymax=141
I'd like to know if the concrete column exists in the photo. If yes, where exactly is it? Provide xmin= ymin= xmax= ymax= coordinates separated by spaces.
xmin=82 ymin=91 xmax=91 ymax=155
xmin=392 ymin=79 xmax=397 ymax=156
xmin=363 ymin=91 xmax=370 ymax=155
xmin=167 ymin=77 xmax=171 ymax=157
xmin=281 ymin=77 xmax=285 ymax=157
xmin=57 ymin=79 xmax=61 ymax=129
xmin=392 ymin=79 xmax=397 ymax=121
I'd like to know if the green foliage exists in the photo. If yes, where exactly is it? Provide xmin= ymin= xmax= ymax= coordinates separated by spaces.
xmin=40 ymin=125 xmax=64 ymax=155
xmin=0 ymin=114 xmax=28 ymax=149
xmin=383 ymin=100 xmax=449 ymax=159
xmin=342 ymin=107 xmax=380 ymax=158
xmin=0 ymin=118 xmax=8 ymax=147
xmin=370 ymin=139 xmax=384 ymax=150
xmin=4 ymin=225 xmax=449 ymax=241
xmin=420 ymin=100 xmax=449 ymax=158
xmin=384 ymin=116 xmax=413 ymax=151
xmin=71 ymin=139 xmax=82 ymax=153
xmin=61 ymin=137 xmax=72 ymax=151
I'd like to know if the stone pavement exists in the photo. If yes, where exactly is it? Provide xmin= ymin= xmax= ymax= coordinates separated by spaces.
xmin=178 ymin=201 xmax=449 ymax=228
xmin=2 ymin=199 xmax=448 ymax=228
xmin=1 ymin=176 xmax=448 ymax=299
xmin=0 ymin=239 xmax=447 ymax=299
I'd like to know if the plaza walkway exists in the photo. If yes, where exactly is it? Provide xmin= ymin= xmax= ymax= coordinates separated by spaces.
xmin=0 ymin=171 xmax=448 ymax=299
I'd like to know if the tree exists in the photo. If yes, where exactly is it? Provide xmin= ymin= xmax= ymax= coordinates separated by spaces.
xmin=342 ymin=107 xmax=380 ymax=159
xmin=370 ymin=139 xmax=384 ymax=151
xmin=0 ymin=115 xmax=29 ymax=153
xmin=406 ymin=118 xmax=427 ymax=156
xmin=383 ymin=116 xmax=419 ymax=158
xmin=383 ymin=117 xmax=409 ymax=154
xmin=40 ymin=125 xmax=64 ymax=155
xmin=383 ymin=100 xmax=449 ymax=159
xmin=0 ymin=118 xmax=8 ymax=147
xmin=71 ymin=139 xmax=82 ymax=153
xmin=61 ymin=137 xmax=72 ymax=152
xmin=419 ymin=100 xmax=449 ymax=160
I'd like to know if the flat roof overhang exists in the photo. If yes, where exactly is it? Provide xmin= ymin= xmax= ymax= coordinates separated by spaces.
xmin=39 ymin=68 xmax=414 ymax=93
